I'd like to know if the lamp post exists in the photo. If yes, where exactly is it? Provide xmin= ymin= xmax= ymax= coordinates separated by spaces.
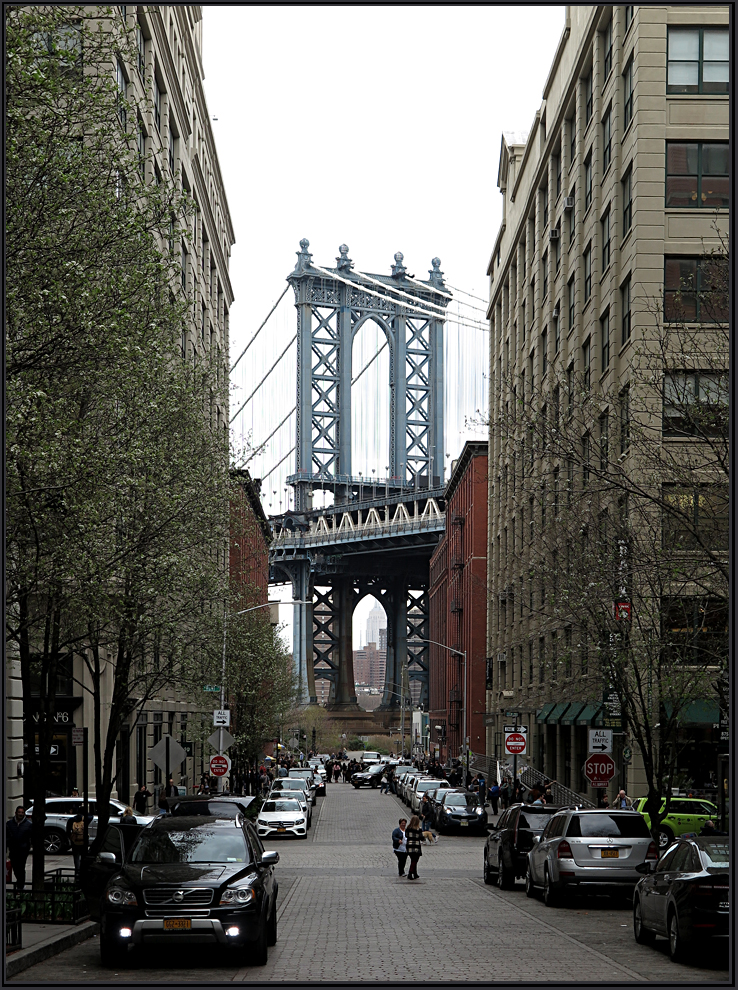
xmin=422 ymin=637 xmax=467 ymax=773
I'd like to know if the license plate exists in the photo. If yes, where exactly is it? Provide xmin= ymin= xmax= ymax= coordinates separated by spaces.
xmin=719 ymin=901 xmax=729 ymax=909
xmin=163 ymin=918 xmax=191 ymax=930
xmin=277 ymin=827 xmax=286 ymax=832
xmin=601 ymin=849 xmax=619 ymax=858
xmin=460 ymin=821 xmax=468 ymax=827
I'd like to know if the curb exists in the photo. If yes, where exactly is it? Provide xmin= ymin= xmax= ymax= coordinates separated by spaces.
xmin=6 ymin=920 xmax=100 ymax=978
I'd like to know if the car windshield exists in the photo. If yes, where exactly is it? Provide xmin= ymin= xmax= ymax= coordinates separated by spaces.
xmin=262 ymin=800 xmax=301 ymax=813
xmin=274 ymin=781 xmax=304 ymax=792
xmin=567 ymin=814 xmax=651 ymax=839
xmin=170 ymin=801 xmax=242 ymax=818
xmin=445 ymin=794 xmax=478 ymax=807
xmin=518 ymin=811 xmax=555 ymax=830
xmin=130 ymin=827 xmax=249 ymax=864
xmin=699 ymin=842 xmax=730 ymax=868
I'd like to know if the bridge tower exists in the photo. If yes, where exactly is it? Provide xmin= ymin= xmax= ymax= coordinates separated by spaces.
xmin=272 ymin=241 xmax=450 ymax=718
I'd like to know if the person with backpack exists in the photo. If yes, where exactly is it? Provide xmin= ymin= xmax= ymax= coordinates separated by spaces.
xmin=66 ymin=807 xmax=92 ymax=874
xmin=489 ymin=780 xmax=500 ymax=815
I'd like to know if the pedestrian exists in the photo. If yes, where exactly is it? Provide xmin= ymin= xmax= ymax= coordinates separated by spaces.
xmin=420 ymin=795 xmax=438 ymax=844
xmin=157 ymin=788 xmax=169 ymax=816
xmin=699 ymin=820 xmax=727 ymax=836
xmin=119 ymin=806 xmax=137 ymax=825
xmin=392 ymin=818 xmax=408 ymax=876
xmin=543 ymin=782 xmax=555 ymax=805
xmin=600 ymin=794 xmax=610 ymax=808
xmin=66 ymin=806 xmax=92 ymax=874
xmin=478 ymin=774 xmax=487 ymax=807
xmin=333 ymin=763 xmax=341 ymax=784
xmin=613 ymin=789 xmax=632 ymax=809
xmin=500 ymin=778 xmax=511 ymax=810
xmin=133 ymin=783 xmax=152 ymax=814
xmin=71 ymin=788 xmax=80 ymax=798
xmin=405 ymin=815 xmax=424 ymax=879
xmin=6 ymin=806 xmax=33 ymax=890
xmin=165 ymin=776 xmax=178 ymax=798
xmin=489 ymin=780 xmax=500 ymax=815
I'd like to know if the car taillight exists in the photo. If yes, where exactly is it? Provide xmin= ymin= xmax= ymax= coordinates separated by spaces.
xmin=645 ymin=841 xmax=658 ymax=861
xmin=557 ymin=840 xmax=573 ymax=858
xmin=690 ymin=882 xmax=714 ymax=897
xmin=513 ymin=816 xmax=518 ymax=845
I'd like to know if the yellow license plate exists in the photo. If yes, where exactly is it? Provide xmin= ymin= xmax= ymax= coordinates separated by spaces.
xmin=277 ymin=827 xmax=286 ymax=832
xmin=601 ymin=849 xmax=619 ymax=858
xmin=460 ymin=821 xmax=468 ymax=827
xmin=163 ymin=918 xmax=191 ymax=930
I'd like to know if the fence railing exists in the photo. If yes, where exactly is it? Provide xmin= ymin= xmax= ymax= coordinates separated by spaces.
xmin=6 ymin=869 xmax=89 ymax=925
xmin=519 ymin=766 xmax=596 ymax=808
xmin=5 ymin=908 xmax=22 ymax=951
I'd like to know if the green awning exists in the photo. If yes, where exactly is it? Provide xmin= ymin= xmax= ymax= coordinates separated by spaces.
xmin=536 ymin=703 xmax=556 ymax=723
xmin=546 ymin=702 xmax=570 ymax=723
xmin=561 ymin=703 xmax=586 ymax=725
xmin=576 ymin=704 xmax=602 ymax=725
xmin=663 ymin=700 xmax=720 ymax=725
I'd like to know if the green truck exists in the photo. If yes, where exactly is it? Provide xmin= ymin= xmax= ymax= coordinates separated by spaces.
xmin=633 ymin=796 xmax=718 ymax=848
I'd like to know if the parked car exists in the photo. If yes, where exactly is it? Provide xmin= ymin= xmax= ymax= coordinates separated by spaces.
xmin=287 ymin=770 xmax=317 ymax=805
xmin=166 ymin=795 xmax=255 ymax=818
xmin=526 ymin=808 xmax=658 ymax=906
xmin=397 ymin=769 xmax=422 ymax=802
xmin=632 ymin=796 xmax=719 ymax=849
xmin=83 ymin=815 xmax=279 ymax=968
xmin=257 ymin=798 xmax=308 ymax=840
xmin=351 ymin=764 xmax=385 ymax=789
xmin=25 ymin=796 xmax=154 ymax=854
xmin=484 ymin=803 xmax=560 ymax=887
xmin=268 ymin=781 xmax=312 ymax=827
xmin=434 ymin=791 xmax=487 ymax=834
xmin=307 ymin=763 xmax=327 ymax=793
xmin=633 ymin=836 xmax=729 ymax=961
xmin=408 ymin=777 xmax=451 ymax=814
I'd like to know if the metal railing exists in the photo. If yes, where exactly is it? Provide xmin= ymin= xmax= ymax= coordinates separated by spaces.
xmin=5 ymin=908 xmax=22 ymax=951
xmin=519 ymin=766 xmax=596 ymax=808
xmin=6 ymin=869 xmax=90 ymax=925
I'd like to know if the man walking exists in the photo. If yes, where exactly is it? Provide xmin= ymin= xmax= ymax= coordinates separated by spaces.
xmin=392 ymin=818 xmax=408 ymax=876
xmin=133 ymin=783 xmax=152 ymax=814
xmin=6 ymin=806 xmax=33 ymax=890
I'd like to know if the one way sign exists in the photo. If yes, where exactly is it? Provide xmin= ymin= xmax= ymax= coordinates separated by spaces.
xmin=589 ymin=728 xmax=613 ymax=754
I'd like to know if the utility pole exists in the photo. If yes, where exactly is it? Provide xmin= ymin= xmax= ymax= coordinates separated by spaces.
xmin=400 ymin=663 xmax=406 ymax=759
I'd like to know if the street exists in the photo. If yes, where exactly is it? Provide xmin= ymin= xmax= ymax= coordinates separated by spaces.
xmin=14 ymin=784 xmax=729 ymax=983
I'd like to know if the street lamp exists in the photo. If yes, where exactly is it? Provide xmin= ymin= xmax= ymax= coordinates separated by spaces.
xmin=421 ymin=637 xmax=467 ymax=771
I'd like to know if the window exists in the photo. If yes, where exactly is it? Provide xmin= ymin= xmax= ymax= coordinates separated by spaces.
xmin=602 ymin=105 xmax=612 ymax=172
xmin=554 ymin=309 xmax=560 ymax=353
xmin=662 ymin=371 xmax=728 ymax=437
xmin=542 ymin=183 xmax=549 ymax=229
xmin=623 ymin=56 xmax=634 ymax=129
xmin=583 ymin=244 xmax=592 ymax=302
xmin=554 ymin=229 xmax=561 ymax=271
xmin=599 ymin=412 xmax=609 ymax=469
xmin=154 ymin=77 xmax=162 ymax=132
xmin=539 ymin=637 xmax=546 ymax=683
xmin=584 ymin=70 xmax=593 ymax=124
xmin=553 ymin=468 xmax=560 ymax=519
xmin=581 ymin=623 xmax=589 ymax=674
xmin=541 ymin=328 xmax=548 ymax=377
xmin=169 ymin=129 xmax=176 ymax=173
xmin=569 ymin=185 xmax=575 ymax=243
xmin=582 ymin=338 xmax=591 ymax=390
xmin=584 ymin=152 xmax=593 ymax=210
xmin=181 ymin=327 xmax=187 ymax=360
xmin=625 ymin=5 xmax=634 ymax=33
xmin=582 ymin=432 xmax=590 ymax=485
xmin=555 ymin=154 xmax=562 ymax=198
xmin=137 ymin=23 xmax=145 ymax=77
xmin=138 ymin=120 xmax=145 ymax=178
xmin=529 ymin=641 xmax=534 ymax=683
xmin=619 ymin=385 xmax=630 ymax=453
xmin=553 ymin=385 xmax=560 ymax=430
xmin=521 ymin=302 xmax=526 ymax=341
xmin=601 ymin=308 xmax=610 ymax=371
xmin=566 ymin=459 xmax=573 ymax=505
xmin=661 ymin=597 xmax=728 ymax=666
xmin=181 ymin=244 xmax=187 ymax=290
xmin=529 ymin=497 xmax=534 ymax=544
xmin=601 ymin=208 xmax=611 ymax=271
xmin=569 ymin=116 xmax=576 ymax=168
xmin=568 ymin=277 xmax=575 ymax=331
xmin=603 ymin=19 xmax=613 ymax=79
xmin=116 ymin=60 xmax=127 ymax=128
xmin=667 ymin=28 xmax=729 ymax=94
xmin=664 ymin=256 xmax=728 ymax=322
xmin=542 ymin=250 xmax=548 ymax=300
xmin=662 ymin=486 xmax=729 ymax=550
xmin=622 ymin=166 xmax=632 ymax=233
xmin=666 ymin=143 xmax=729 ymax=210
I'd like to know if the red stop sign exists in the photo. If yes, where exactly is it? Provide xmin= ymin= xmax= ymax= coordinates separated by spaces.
xmin=210 ymin=754 xmax=230 ymax=777
xmin=584 ymin=753 xmax=616 ymax=787
xmin=505 ymin=732 xmax=527 ymax=755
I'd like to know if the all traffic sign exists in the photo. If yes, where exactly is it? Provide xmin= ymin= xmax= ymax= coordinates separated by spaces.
xmin=210 ymin=754 xmax=231 ymax=777
xmin=583 ymin=752 xmax=616 ymax=788
xmin=588 ymin=728 xmax=613 ymax=754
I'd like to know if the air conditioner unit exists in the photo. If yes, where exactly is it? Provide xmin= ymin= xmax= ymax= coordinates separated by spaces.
xmin=450 ymin=599 xmax=462 ymax=613
xmin=549 ymin=228 xmax=560 ymax=241
xmin=564 ymin=196 xmax=575 ymax=211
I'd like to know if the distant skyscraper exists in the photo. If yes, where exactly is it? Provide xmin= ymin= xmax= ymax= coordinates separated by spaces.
xmin=366 ymin=600 xmax=386 ymax=647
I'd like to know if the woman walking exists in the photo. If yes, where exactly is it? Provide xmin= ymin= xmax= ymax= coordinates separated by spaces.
xmin=405 ymin=815 xmax=424 ymax=879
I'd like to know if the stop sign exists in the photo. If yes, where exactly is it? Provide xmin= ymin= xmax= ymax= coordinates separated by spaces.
xmin=583 ymin=753 xmax=616 ymax=788
xmin=210 ymin=754 xmax=231 ymax=777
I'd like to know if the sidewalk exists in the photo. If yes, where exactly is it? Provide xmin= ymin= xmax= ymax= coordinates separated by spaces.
xmin=6 ymin=920 xmax=99 ymax=978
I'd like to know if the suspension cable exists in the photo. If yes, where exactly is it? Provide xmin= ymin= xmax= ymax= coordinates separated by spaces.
xmin=445 ymin=283 xmax=489 ymax=305
xmin=229 ymin=334 xmax=296 ymax=423
xmin=355 ymin=268 xmax=489 ymax=326
xmin=260 ymin=445 xmax=295 ymax=484
xmin=230 ymin=286 xmax=290 ymax=373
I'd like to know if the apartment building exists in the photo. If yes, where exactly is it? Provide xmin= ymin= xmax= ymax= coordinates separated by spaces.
xmin=6 ymin=5 xmax=235 ymax=815
xmin=485 ymin=5 xmax=728 ymax=801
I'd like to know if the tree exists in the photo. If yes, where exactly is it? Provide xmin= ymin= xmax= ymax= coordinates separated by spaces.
xmin=6 ymin=5 xmax=228 ymax=881
xmin=488 ymin=237 xmax=728 ymax=838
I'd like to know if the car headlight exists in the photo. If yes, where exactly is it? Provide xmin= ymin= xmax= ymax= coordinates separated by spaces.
xmin=257 ymin=819 xmax=269 ymax=826
xmin=294 ymin=818 xmax=305 ymax=825
xmin=476 ymin=808 xmax=484 ymax=815
xmin=220 ymin=887 xmax=256 ymax=906
xmin=106 ymin=887 xmax=137 ymax=906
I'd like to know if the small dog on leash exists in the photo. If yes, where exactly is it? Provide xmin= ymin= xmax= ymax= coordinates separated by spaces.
xmin=422 ymin=830 xmax=438 ymax=844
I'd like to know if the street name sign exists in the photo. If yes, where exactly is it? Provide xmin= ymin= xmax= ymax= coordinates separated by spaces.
xmin=213 ymin=709 xmax=231 ymax=727
xmin=589 ymin=728 xmax=613 ymax=754
xmin=203 ymin=685 xmax=221 ymax=693
xmin=583 ymin=753 xmax=616 ymax=788
xmin=504 ymin=725 xmax=528 ymax=756
xmin=149 ymin=736 xmax=186 ymax=772
xmin=210 ymin=754 xmax=231 ymax=777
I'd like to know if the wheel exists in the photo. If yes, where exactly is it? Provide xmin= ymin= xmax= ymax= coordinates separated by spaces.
xmin=657 ymin=827 xmax=674 ymax=851
xmin=497 ymin=853 xmax=514 ymax=890
xmin=43 ymin=829 xmax=67 ymax=855
xmin=250 ymin=912 xmax=269 ymax=966
xmin=525 ymin=866 xmax=537 ymax=898
xmin=266 ymin=898 xmax=278 ymax=946
xmin=633 ymin=898 xmax=656 ymax=945
xmin=483 ymin=852 xmax=494 ymax=885
xmin=543 ymin=867 xmax=560 ymax=907
xmin=668 ymin=909 xmax=688 ymax=962
xmin=100 ymin=933 xmax=128 ymax=969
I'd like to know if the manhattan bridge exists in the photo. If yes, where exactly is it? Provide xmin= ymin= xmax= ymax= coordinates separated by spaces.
xmin=230 ymin=240 xmax=488 ymax=730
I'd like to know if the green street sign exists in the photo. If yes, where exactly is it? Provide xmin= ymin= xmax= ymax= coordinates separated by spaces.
xmin=623 ymin=746 xmax=632 ymax=762
xmin=203 ymin=685 xmax=221 ymax=693
xmin=504 ymin=710 xmax=519 ymax=718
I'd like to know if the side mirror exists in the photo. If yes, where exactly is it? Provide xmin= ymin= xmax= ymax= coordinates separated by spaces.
xmin=261 ymin=851 xmax=279 ymax=867
xmin=635 ymin=861 xmax=654 ymax=874
xmin=97 ymin=851 xmax=117 ymax=864
xmin=531 ymin=835 xmax=541 ymax=845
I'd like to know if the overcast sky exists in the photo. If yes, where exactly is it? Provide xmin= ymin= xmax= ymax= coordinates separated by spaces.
xmin=201 ymin=5 xmax=566 ymax=645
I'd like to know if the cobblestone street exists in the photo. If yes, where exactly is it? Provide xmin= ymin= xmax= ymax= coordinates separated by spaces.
xmin=12 ymin=783 xmax=730 ymax=983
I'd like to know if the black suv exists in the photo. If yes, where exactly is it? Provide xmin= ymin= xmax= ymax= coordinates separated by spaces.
xmin=351 ymin=764 xmax=385 ymax=788
xmin=81 ymin=815 xmax=278 ymax=968
xmin=484 ymin=803 xmax=561 ymax=888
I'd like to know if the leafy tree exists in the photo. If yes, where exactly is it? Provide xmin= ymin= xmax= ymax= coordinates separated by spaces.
xmin=6 ymin=5 xmax=228 ymax=882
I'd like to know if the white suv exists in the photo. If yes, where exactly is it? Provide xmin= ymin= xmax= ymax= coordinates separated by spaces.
xmin=24 ymin=797 xmax=153 ymax=854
